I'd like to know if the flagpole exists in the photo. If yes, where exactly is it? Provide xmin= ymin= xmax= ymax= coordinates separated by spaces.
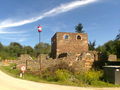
xmin=39 ymin=31 xmax=41 ymax=76
xmin=38 ymin=25 xmax=42 ymax=76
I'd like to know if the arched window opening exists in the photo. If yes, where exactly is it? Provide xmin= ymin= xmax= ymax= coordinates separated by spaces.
xmin=64 ymin=35 xmax=69 ymax=39
xmin=77 ymin=35 xmax=81 ymax=40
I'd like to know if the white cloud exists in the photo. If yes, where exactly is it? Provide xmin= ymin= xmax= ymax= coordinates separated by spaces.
xmin=18 ymin=38 xmax=27 ymax=42
xmin=0 ymin=29 xmax=26 ymax=34
xmin=0 ymin=37 xmax=27 ymax=42
xmin=0 ymin=0 xmax=97 ymax=29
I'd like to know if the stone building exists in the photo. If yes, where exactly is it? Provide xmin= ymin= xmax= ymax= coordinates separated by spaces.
xmin=51 ymin=32 xmax=88 ymax=58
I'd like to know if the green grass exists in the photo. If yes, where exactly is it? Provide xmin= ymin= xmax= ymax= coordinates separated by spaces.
xmin=0 ymin=66 xmax=20 ymax=77
xmin=0 ymin=66 xmax=49 ymax=83
xmin=0 ymin=66 xmax=72 ymax=85
xmin=0 ymin=65 xmax=120 ymax=87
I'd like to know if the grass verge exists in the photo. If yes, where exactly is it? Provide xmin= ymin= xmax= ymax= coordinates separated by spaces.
xmin=0 ymin=65 xmax=120 ymax=87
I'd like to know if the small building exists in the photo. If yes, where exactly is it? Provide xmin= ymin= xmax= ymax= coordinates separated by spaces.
xmin=51 ymin=32 xmax=88 ymax=58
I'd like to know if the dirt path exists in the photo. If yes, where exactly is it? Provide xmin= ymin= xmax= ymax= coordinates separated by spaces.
xmin=0 ymin=70 xmax=120 ymax=90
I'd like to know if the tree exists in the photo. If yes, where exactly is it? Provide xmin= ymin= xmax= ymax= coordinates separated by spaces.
xmin=0 ymin=42 xmax=4 ymax=50
xmin=88 ymin=41 xmax=96 ymax=51
xmin=8 ymin=42 xmax=23 ymax=57
xmin=96 ymin=40 xmax=120 ymax=58
xmin=23 ymin=46 xmax=33 ymax=56
xmin=34 ymin=42 xmax=51 ymax=56
xmin=115 ymin=30 xmax=120 ymax=40
xmin=75 ymin=23 xmax=84 ymax=33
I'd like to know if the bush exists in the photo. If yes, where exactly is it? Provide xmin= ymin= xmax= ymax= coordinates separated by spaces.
xmin=55 ymin=69 xmax=72 ymax=81
xmin=42 ymin=70 xmax=57 ymax=81
xmin=84 ymin=70 xmax=103 ymax=84
xmin=75 ymin=70 xmax=103 ymax=85
xmin=46 ymin=61 xmax=74 ymax=74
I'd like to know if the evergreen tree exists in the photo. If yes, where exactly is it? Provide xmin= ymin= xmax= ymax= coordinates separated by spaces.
xmin=75 ymin=23 xmax=84 ymax=33
xmin=88 ymin=41 xmax=96 ymax=51
xmin=116 ymin=30 xmax=120 ymax=40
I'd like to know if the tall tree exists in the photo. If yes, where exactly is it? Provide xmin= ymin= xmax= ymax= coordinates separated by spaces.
xmin=8 ymin=42 xmax=23 ymax=57
xmin=23 ymin=46 xmax=33 ymax=56
xmin=116 ymin=30 xmax=120 ymax=40
xmin=0 ymin=42 xmax=3 ymax=50
xmin=88 ymin=41 xmax=96 ymax=51
xmin=75 ymin=23 xmax=84 ymax=33
xmin=96 ymin=40 xmax=120 ymax=58
xmin=34 ymin=42 xmax=51 ymax=56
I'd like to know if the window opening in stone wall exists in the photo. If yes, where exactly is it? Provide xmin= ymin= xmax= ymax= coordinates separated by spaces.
xmin=77 ymin=35 xmax=81 ymax=40
xmin=64 ymin=35 xmax=69 ymax=39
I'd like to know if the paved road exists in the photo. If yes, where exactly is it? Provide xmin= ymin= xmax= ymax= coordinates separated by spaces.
xmin=0 ymin=70 xmax=120 ymax=90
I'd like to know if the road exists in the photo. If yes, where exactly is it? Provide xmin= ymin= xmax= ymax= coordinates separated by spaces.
xmin=0 ymin=70 xmax=120 ymax=90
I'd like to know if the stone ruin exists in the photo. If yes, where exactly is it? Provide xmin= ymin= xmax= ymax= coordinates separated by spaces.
xmin=3 ymin=32 xmax=99 ymax=72
xmin=108 ymin=54 xmax=117 ymax=61
xmin=9 ymin=51 xmax=97 ymax=73
xmin=3 ymin=32 xmax=117 ymax=73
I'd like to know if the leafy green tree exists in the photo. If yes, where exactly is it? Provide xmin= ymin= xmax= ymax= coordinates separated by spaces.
xmin=0 ymin=42 xmax=4 ymax=52
xmin=97 ymin=40 xmax=120 ymax=58
xmin=88 ymin=41 xmax=96 ymax=51
xmin=34 ymin=42 xmax=51 ymax=56
xmin=23 ymin=46 xmax=33 ymax=56
xmin=8 ymin=42 xmax=23 ymax=57
xmin=75 ymin=23 xmax=84 ymax=33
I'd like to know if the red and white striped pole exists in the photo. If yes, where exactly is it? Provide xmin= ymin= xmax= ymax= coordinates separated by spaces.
xmin=37 ymin=25 xmax=42 ymax=76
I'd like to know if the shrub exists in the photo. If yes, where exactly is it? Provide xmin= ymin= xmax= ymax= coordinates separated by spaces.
xmin=84 ymin=70 xmax=103 ymax=84
xmin=47 ymin=61 xmax=74 ymax=73
xmin=42 ymin=70 xmax=57 ymax=81
xmin=75 ymin=70 xmax=103 ymax=85
xmin=55 ymin=69 xmax=72 ymax=81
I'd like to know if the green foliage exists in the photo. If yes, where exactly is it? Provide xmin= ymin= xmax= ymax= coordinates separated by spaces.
xmin=8 ymin=42 xmax=23 ymax=57
xmin=0 ymin=42 xmax=51 ymax=60
xmin=115 ymin=30 xmax=120 ymax=40
xmin=0 ymin=42 xmax=3 ymax=50
xmin=0 ymin=66 xmax=20 ymax=77
xmin=89 ymin=41 xmax=96 ymax=51
xmin=75 ymin=23 xmax=85 ymax=33
xmin=23 ymin=73 xmax=41 ymax=82
xmin=91 ymin=80 xmax=120 ymax=87
xmin=84 ymin=70 xmax=103 ymax=84
xmin=75 ymin=70 xmax=103 ymax=85
xmin=10 ymin=63 xmax=16 ymax=67
xmin=55 ymin=69 xmax=72 ymax=81
xmin=23 ymin=46 xmax=34 ymax=56
xmin=34 ymin=42 xmax=51 ymax=57
xmin=42 ymin=70 xmax=57 ymax=81
xmin=1 ymin=65 xmax=120 ymax=87
xmin=97 ymin=40 xmax=120 ymax=58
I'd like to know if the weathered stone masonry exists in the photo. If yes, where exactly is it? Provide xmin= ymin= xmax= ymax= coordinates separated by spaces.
xmin=51 ymin=32 xmax=88 ymax=58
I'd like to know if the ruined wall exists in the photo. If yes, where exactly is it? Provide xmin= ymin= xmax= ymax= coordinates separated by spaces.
xmin=2 ymin=51 xmax=99 ymax=72
xmin=51 ymin=32 xmax=88 ymax=58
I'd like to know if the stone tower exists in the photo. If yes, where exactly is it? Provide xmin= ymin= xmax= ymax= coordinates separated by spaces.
xmin=51 ymin=32 xmax=88 ymax=58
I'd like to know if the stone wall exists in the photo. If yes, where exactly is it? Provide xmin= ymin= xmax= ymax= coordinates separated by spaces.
xmin=108 ymin=54 xmax=117 ymax=61
xmin=51 ymin=32 xmax=88 ymax=58
xmin=2 ymin=51 xmax=99 ymax=72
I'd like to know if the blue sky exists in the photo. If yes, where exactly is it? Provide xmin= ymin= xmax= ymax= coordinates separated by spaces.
xmin=0 ymin=0 xmax=120 ymax=47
